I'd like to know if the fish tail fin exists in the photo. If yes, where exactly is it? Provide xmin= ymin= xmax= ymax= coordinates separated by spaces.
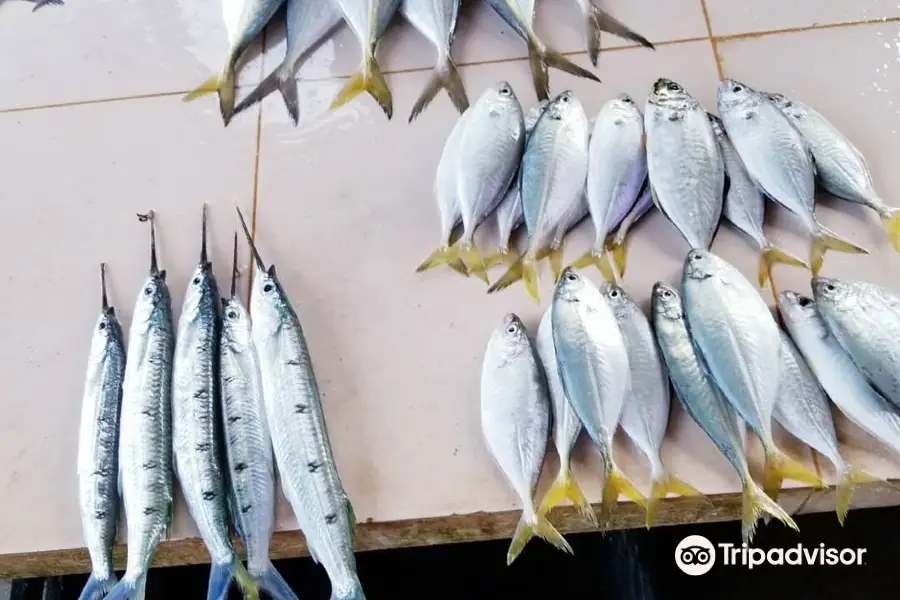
xmin=537 ymin=465 xmax=599 ymax=527
xmin=525 ymin=36 xmax=551 ymax=101
xmin=482 ymin=249 xmax=518 ymax=270
xmin=569 ymin=249 xmax=615 ymax=280
xmin=763 ymin=449 xmax=828 ymax=502
xmin=330 ymin=52 xmax=392 ymax=119
xmin=879 ymin=208 xmax=900 ymax=252
xmin=184 ymin=65 xmax=238 ymax=125
xmin=585 ymin=3 xmax=655 ymax=65
xmin=415 ymin=243 xmax=467 ymax=276
xmin=409 ymin=55 xmax=469 ymax=122
xmin=522 ymin=255 xmax=541 ymax=303
xmin=234 ymin=65 xmax=300 ymax=125
xmin=486 ymin=254 xmax=530 ymax=296
xmin=330 ymin=573 xmax=366 ymax=600
xmin=460 ymin=242 xmax=489 ymax=284
xmin=646 ymin=473 xmax=708 ymax=529
xmin=741 ymin=478 xmax=798 ymax=544
xmin=600 ymin=467 xmax=647 ymax=528
xmin=758 ymin=242 xmax=810 ymax=288
xmin=77 ymin=572 xmax=119 ymax=600
xmin=104 ymin=573 xmax=148 ymax=600
xmin=232 ymin=557 xmax=260 ymax=600
xmin=507 ymin=510 xmax=573 ymax=566
xmin=548 ymin=245 xmax=564 ymax=284
xmin=256 ymin=562 xmax=299 ymax=600
xmin=608 ymin=237 xmax=629 ymax=278
xmin=811 ymin=224 xmax=869 ymax=275
xmin=835 ymin=466 xmax=881 ymax=525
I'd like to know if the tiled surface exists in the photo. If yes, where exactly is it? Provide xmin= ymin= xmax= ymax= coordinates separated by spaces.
xmin=2 ymin=0 xmax=900 ymax=559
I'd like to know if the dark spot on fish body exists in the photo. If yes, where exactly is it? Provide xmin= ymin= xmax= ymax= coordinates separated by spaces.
xmin=308 ymin=461 xmax=323 ymax=473
xmin=94 ymin=509 xmax=107 ymax=520
xmin=141 ymin=409 xmax=154 ymax=417
xmin=667 ymin=112 xmax=681 ymax=122
xmin=234 ymin=462 xmax=248 ymax=473
xmin=92 ymin=467 xmax=109 ymax=477
xmin=142 ymin=461 xmax=158 ymax=470
xmin=196 ymin=442 xmax=211 ymax=452
xmin=143 ymin=506 xmax=157 ymax=516
xmin=295 ymin=404 xmax=309 ymax=414
xmin=223 ymin=375 xmax=237 ymax=384
xmin=286 ymin=359 xmax=301 ymax=366
xmin=743 ymin=110 xmax=757 ymax=121
xmin=202 ymin=490 xmax=216 ymax=501
xmin=228 ymin=415 xmax=241 ymax=424
xmin=614 ymin=117 xmax=624 ymax=126
xmin=325 ymin=513 xmax=338 ymax=524
xmin=193 ymin=388 xmax=209 ymax=400
xmin=241 ymin=504 xmax=252 ymax=514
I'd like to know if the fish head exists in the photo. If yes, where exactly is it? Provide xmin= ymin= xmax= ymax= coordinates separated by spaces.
xmin=553 ymin=267 xmax=599 ymax=304
xmin=651 ymin=282 xmax=683 ymax=321
xmin=811 ymin=276 xmax=859 ymax=313
xmin=601 ymin=282 xmax=637 ymax=318
xmin=682 ymin=249 xmax=726 ymax=282
xmin=706 ymin=112 xmax=725 ymax=136
xmin=249 ymin=265 xmax=292 ymax=337
xmin=482 ymin=81 xmax=522 ymax=117
xmin=777 ymin=290 xmax=820 ymax=333
xmin=132 ymin=272 xmax=171 ymax=326
xmin=221 ymin=296 xmax=252 ymax=347
xmin=182 ymin=261 xmax=220 ymax=317
xmin=716 ymin=78 xmax=762 ymax=114
xmin=607 ymin=93 xmax=643 ymax=124
xmin=489 ymin=312 xmax=532 ymax=363
xmin=544 ymin=90 xmax=585 ymax=125
xmin=90 ymin=307 xmax=124 ymax=363
xmin=648 ymin=78 xmax=693 ymax=108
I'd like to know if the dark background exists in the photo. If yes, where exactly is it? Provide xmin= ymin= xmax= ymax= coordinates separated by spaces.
xmin=15 ymin=505 xmax=900 ymax=600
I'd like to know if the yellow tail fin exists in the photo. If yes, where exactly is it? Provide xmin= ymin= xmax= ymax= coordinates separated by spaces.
xmin=741 ymin=478 xmax=799 ymax=543
xmin=329 ymin=52 xmax=393 ymax=118
xmin=763 ymin=450 xmax=828 ymax=502
xmin=810 ymin=225 xmax=869 ymax=275
xmin=506 ymin=511 xmax=574 ymax=565
xmin=758 ymin=242 xmax=810 ymax=288
xmin=459 ymin=242 xmax=489 ymax=285
xmin=415 ymin=244 xmax=468 ymax=277
xmin=836 ymin=466 xmax=882 ymax=525
xmin=482 ymin=249 xmax=519 ymax=270
xmin=599 ymin=468 xmax=647 ymax=528
xmin=548 ymin=245 xmax=564 ymax=284
xmin=880 ymin=209 xmax=900 ymax=252
xmin=184 ymin=74 xmax=220 ymax=101
xmin=646 ymin=474 xmax=709 ymax=528
xmin=609 ymin=238 xmax=629 ymax=278
xmin=569 ymin=249 xmax=615 ymax=280
xmin=487 ymin=254 xmax=540 ymax=302
xmin=537 ymin=467 xmax=599 ymax=527
xmin=233 ymin=557 xmax=261 ymax=600
xmin=184 ymin=70 xmax=238 ymax=125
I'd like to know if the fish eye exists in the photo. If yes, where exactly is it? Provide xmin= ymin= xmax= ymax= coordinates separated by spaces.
xmin=144 ymin=286 xmax=153 ymax=296
xmin=192 ymin=276 xmax=201 ymax=285
xmin=499 ymin=86 xmax=511 ymax=95
xmin=565 ymin=272 xmax=578 ymax=282
xmin=798 ymin=297 xmax=812 ymax=307
xmin=621 ymin=97 xmax=632 ymax=104
xmin=825 ymin=283 xmax=836 ymax=292
xmin=609 ymin=289 xmax=620 ymax=298
xmin=263 ymin=283 xmax=274 ymax=293
xmin=506 ymin=324 xmax=517 ymax=334
xmin=99 ymin=322 xmax=106 ymax=331
xmin=667 ymin=82 xmax=681 ymax=92
xmin=732 ymin=84 xmax=743 ymax=93
xmin=662 ymin=290 xmax=672 ymax=298
xmin=227 ymin=310 xmax=237 ymax=319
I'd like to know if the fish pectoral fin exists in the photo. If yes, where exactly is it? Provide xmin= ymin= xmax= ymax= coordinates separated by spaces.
xmin=507 ymin=510 xmax=573 ymax=565
xmin=330 ymin=53 xmax=393 ymax=119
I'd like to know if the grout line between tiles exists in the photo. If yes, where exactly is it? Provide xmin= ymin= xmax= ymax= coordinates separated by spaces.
xmin=698 ymin=0 xmax=725 ymax=81
xmin=713 ymin=15 xmax=900 ymax=43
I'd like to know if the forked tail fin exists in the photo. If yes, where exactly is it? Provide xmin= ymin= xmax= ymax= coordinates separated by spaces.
xmin=536 ymin=465 xmax=599 ymax=527
xmin=329 ymin=52 xmax=393 ymax=119
xmin=525 ymin=34 xmax=600 ymax=101
xmin=506 ymin=509 xmax=574 ymax=565
xmin=409 ymin=55 xmax=469 ymax=122
xmin=810 ymin=222 xmax=868 ymax=275
xmin=741 ymin=478 xmax=799 ymax=544
xmin=646 ymin=473 xmax=709 ymax=528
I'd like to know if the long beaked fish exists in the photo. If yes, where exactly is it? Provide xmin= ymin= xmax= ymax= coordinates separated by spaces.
xmin=568 ymin=0 xmax=654 ymax=65
xmin=551 ymin=268 xmax=647 ymax=528
xmin=402 ymin=0 xmax=469 ymax=122
xmin=485 ymin=0 xmax=600 ymax=101
xmin=765 ymin=91 xmax=900 ymax=251
xmin=330 ymin=0 xmax=403 ymax=119
xmin=707 ymin=113 xmax=809 ymax=289
xmin=533 ymin=305 xmax=597 ymax=526
xmin=716 ymin=79 xmax=868 ymax=275
xmin=77 ymin=264 xmax=126 ymax=600
xmin=106 ymin=212 xmax=175 ymax=600
xmin=481 ymin=313 xmax=572 ymax=565
xmin=220 ymin=235 xmax=298 ymax=600
xmin=184 ymin=0 xmax=288 ymax=125
xmin=233 ymin=0 xmax=345 ymax=124
xmin=236 ymin=209 xmax=365 ymax=600
xmin=604 ymin=283 xmax=707 ymax=527
xmin=651 ymin=282 xmax=797 ymax=543
xmin=608 ymin=182 xmax=652 ymax=278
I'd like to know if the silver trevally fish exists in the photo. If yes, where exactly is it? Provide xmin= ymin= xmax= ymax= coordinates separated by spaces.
xmin=551 ymin=268 xmax=646 ymax=527
xmin=604 ymin=282 xmax=706 ymax=527
xmin=651 ymin=282 xmax=796 ymax=543
xmin=568 ymin=0 xmax=653 ymax=65
xmin=644 ymin=78 xmax=724 ymax=253
xmin=681 ymin=249 xmax=825 ymax=498
xmin=402 ymin=0 xmax=469 ymax=122
xmin=812 ymin=276 xmax=900 ymax=410
xmin=77 ymin=264 xmax=126 ymax=600
xmin=233 ymin=0 xmax=345 ymax=124
xmin=106 ymin=213 xmax=175 ymax=600
xmin=330 ymin=0 xmax=402 ymax=119
xmin=608 ymin=183 xmax=652 ymax=278
xmin=220 ymin=236 xmax=298 ymax=600
xmin=481 ymin=313 xmax=572 ymax=565
xmin=716 ymin=79 xmax=868 ymax=275
xmin=184 ymin=0 xmax=288 ymax=125
xmin=488 ymin=91 xmax=590 ymax=303
xmin=533 ymin=305 xmax=596 ymax=526
xmin=236 ymin=209 xmax=365 ymax=600
xmin=485 ymin=0 xmax=600 ymax=101
xmin=707 ymin=113 xmax=808 ymax=289
xmin=765 ymin=91 xmax=900 ymax=252
xmin=572 ymin=94 xmax=646 ymax=279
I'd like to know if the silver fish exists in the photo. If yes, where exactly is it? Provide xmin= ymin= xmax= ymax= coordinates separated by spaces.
xmin=402 ymin=0 xmax=469 ymax=122
xmin=569 ymin=0 xmax=654 ymax=65
xmin=644 ymin=78 xmax=724 ymax=251
xmin=220 ymin=236 xmax=298 ymax=600
xmin=184 ymin=0 xmax=289 ymax=125
xmin=650 ymin=282 xmax=796 ymax=543
xmin=236 ymin=209 xmax=364 ymax=600
xmin=707 ymin=112 xmax=809 ymax=289
xmin=330 ymin=0 xmax=402 ymax=118
xmin=681 ymin=249 xmax=824 ymax=497
xmin=233 ymin=0 xmax=345 ymax=124
xmin=488 ymin=91 xmax=590 ymax=303
xmin=106 ymin=212 xmax=175 ymax=600
xmin=716 ymin=79 xmax=868 ymax=275
xmin=77 ymin=264 xmax=126 ymax=600
xmin=812 ymin=276 xmax=900 ymax=410
xmin=551 ymin=268 xmax=646 ymax=527
xmin=572 ymin=94 xmax=646 ymax=279
xmin=608 ymin=182 xmax=652 ymax=278
xmin=765 ymin=91 xmax=900 ymax=252
xmin=481 ymin=313 xmax=571 ymax=565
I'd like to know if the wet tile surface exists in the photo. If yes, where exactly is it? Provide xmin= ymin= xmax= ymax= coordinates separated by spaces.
xmin=705 ymin=0 xmax=900 ymax=37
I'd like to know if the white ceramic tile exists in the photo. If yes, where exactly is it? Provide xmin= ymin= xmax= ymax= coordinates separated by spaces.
xmin=0 ymin=0 xmax=264 ymax=110
xmin=0 ymin=95 xmax=258 ymax=555
xmin=705 ymin=0 xmax=900 ymax=37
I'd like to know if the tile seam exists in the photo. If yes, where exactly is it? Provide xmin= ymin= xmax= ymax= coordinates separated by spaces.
xmin=698 ymin=0 xmax=725 ymax=81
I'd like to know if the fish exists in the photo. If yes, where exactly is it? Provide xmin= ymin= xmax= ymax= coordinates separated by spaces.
xmin=105 ymin=212 xmax=175 ymax=600
xmin=812 ymin=276 xmax=900 ymax=410
xmin=644 ymin=78 xmax=724 ymax=254
xmin=680 ymin=249 xmax=826 ymax=499
xmin=485 ymin=0 xmax=600 ymax=101
xmin=76 ymin=264 xmax=126 ymax=600
xmin=651 ymin=282 xmax=797 ymax=543
xmin=716 ymin=79 xmax=868 ymax=275
xmin=765 ymin=91 xmax=900 ymax=251
xmin=488 ymin=91 xmax=590 ymax=303
xmin=183 ymin=0 xmax=288 ymax=125
xmin=236 ymin=208 xmax=365 ymax=600
xmin=603 ymin=282 xmax=706 ymax=527
xmin=707 ymin=113 xmax=809 ymax=289
xmin=569 ymin=0 xmax=654 ymax=65
xmin=607 ymin=182 xmax=652 ymax=278
xmin=24 ymin=0 xmax=63 ymax=10
xmin=416 ymin=82 xmax=525 ymax=282
xmin=571 ymin=94 xmax=647 ymax=279
xmin=232 ymin=0 xmax=345 ymax=124
xmin=220 ymin=235 xmax=298 ymax=600
xmin=533 ymin=305 xmax=597 ymax=526
xmin=772 ymin=328 xmax=877 ymax=524
xmin=329 ymin=0 xmax=403 ymax=119
xmin=402 ymin=0 xmax=469 ymax=122
xmin=481 ymin=313 xmax=572 ymax=564
xmin=551 ymin=268 xmax=646 ymax=527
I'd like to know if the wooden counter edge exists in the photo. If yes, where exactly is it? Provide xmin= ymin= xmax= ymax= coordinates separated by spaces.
xmin=3 ymin=480 xmax=898 ymax=579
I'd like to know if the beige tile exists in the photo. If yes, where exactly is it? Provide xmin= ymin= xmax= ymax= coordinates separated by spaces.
xmin=705 ymin=0 xmax=900 ymax=37
xmin=0 ymin=95 xmax=258 ymax=555
xmin=0 ymin=0 xmax=264 ymax=110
